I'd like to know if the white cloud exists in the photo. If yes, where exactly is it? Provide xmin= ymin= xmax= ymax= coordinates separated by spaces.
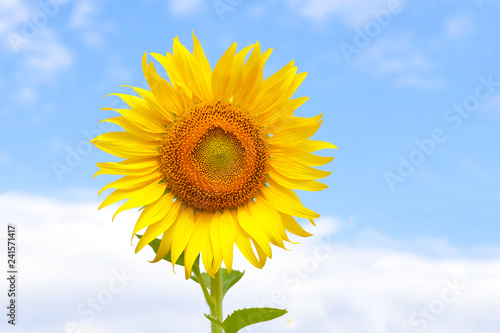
xmin=69 ymin=1 xmax=97 ymax=29
xmin=393 ymin=75 xmax=444 ymax=89
xmin=1 ymin=192 xmax=500 ymax=332
xmin=354 ymin=36 xmax=443 ymax=89
xmin=106 ymin=56 xmax=134 ymax=82
xmin=168 ymin=0 xmax=206 ymax=16
xmin=0 ymin=0 xmax=74 ymax=109
xmin=0 ymin=152 xmax=12 ymax=168
xmin=358 ymin=36 xmax=429 ymax=70
xmin=90 ymin=56 xmax=135 ymax=91
xmin=247 ymin=5 xmax=267 ymax=20
xmin=0 ymin=0 xmax=28 ymax=37
xmin=286 ymin=0 xmax=392 ymax=26
xmin=19 ymin=30 xmax=73 ymax=79
xmin=10 ymin=86 xmax=37 ymax=106
xmin=479 ymin=91 xmax=500 ymax=121
xmin=68 ymin=0 xmax=106 ymax=48
xmin=445 ymin=14 xmax=474 ymax=40
xmin=0 ymin=0 xmax=20 ymax=10
xmin=6 ymin=29 xmax=74 ymax=108
xmin=442 ymin=13 xmax=480 ymax=55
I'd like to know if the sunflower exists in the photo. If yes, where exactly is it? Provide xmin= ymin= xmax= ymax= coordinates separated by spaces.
xmin=92 ymin=33 xmax=336 ymax=279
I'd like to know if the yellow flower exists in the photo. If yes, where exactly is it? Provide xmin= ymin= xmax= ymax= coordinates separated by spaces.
xmin=92 ymin=33 xmax=336 ymax=279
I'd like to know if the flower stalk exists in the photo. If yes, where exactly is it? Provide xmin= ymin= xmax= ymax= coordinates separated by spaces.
xmin=210 ymin=270 xmax=223 ymax=333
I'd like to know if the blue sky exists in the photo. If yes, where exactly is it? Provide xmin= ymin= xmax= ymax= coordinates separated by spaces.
xmin=2 ymin=0 xmax=499 ymax=249
xmin=1 ymin=0 xmax=500 ymax=332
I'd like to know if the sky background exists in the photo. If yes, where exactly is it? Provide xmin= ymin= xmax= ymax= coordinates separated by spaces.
xmin=1 ymin=0 xmax=500 ymax=332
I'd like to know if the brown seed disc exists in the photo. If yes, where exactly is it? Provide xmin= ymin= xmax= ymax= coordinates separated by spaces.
xmin=158 ymin=101 xmax=269 ymax=212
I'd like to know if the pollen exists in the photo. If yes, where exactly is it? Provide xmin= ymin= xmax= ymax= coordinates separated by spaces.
xmin=158 ymin=101 xmax=269 ymax=212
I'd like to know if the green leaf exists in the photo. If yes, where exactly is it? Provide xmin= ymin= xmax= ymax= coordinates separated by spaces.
xmin=204 ymin=314 xmax=225 ymax=329
xmin=204 ymin=308 xmax=287 ymax=333
xmin=223 ymin=308 xmax=287 ymax=333
xmin=190 ymin=269 xmax=245 ymax=298
xmin=221 ymin=269 xmax=244 ymax=298
xmin=135 ymin=234 xmax=185 ymax=267
xmin=191 ymin=272 xmax=211 ymax=287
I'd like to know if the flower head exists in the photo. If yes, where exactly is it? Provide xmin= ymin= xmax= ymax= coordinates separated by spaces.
xmin=92 ymin=33 xmax=336 ymax=278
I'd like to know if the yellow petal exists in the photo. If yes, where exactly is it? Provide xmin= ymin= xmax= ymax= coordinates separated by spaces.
xmin=91 ymin=131 xmax=154 ymax=144
xmin=261 ymin=179 xmax=320 ymax=219
xmin=282 ymin=140 xmax=338 ymax=153
xmin=150 ymin=52 xmax=179 ymax=88
xmin=91 ymin=132 xmax=158 ymax=159
xmin=135 ymin=198 xmax=181 ymax=252
xmin=150 ymin=51 xmax=193 ymax=107
xmin=234 ymin=42 xmax=272 ymax=106
xmin=109 ymin=181 xmax=166 ymax=221
xmin=273 ymin=113 xmax=323 ymax=134
xmin=211 ymin=42 xmax=237 ymax=100
xmin=279 ymin=72 xmax=308 ymax=103
xmin=271 ymin=148 xmax=334 ymax=167
xmin=210 ymin=211 xmax=223 ymax=276
xmin=252 ymin=239 xmax=268 ymax=267
xmin=258 ymin=97 xmax=308 ymax=129
xmin=269 ymin=168 xmax=328 ymax=192
xmin=142 ymin=54 xmax=180 ymax=120
xmin=123 ymin=84 xmax=175 ymax=121
xmin=245 ymin=47 xmax=273 ymax=106
xmin=101 ymin=107 xmax=164 ymax=134
xmin=103 ymin=93 xmax=166 ymax=132
xmin=98 ymin=170 xmax=162 ymax=195
xmin=234 ymin=222 xmax=262 ymax=268
xmin=93 ymin=158 xmax=159 ymax=178
xmin=270 ymin=119 xmax=323 ymax=146
xmin=93 ymin=143 xmax=157 ymax=159
xmin=225 ymin=45 xmax=254 ymax=101
xmin=170 ymin=206 xmax=195 ymax=271
xmin=172 ymin=36 xmax=206 ymax=100
xmin=184 ymin=33 xmax=213 ymax=100
xmin=250 ymin=197 xmax=287 ymax=249
xmin=183 ymin=212 xmax=210 ymax=279
xmin=200 ymin=213 xmax=216 ymax=277
xmin=280 ymin=213 xmax=313 ymax=237
xmin=100 ymin=117 xmax=161 ymax=141
xmin=250 ymin=60 xmax=296 ymax=114
xmin=270 ymin=158 xmax=332 ymax=180
xmin=252 ymin=70 xmax=307 ymax=117
xmin=132 ymin=192 xmax=176 ymax=240
xmin=219 ymin=209 xmax=236 ymax=273
xmin=192 ymin=32 xmax=212 ymax=97
xmin=98 ymin=179 xmax=164 ymax=212
xmin=237 ymin=202 xmax=272 ymax=257
xmin=98 ymin=188 xmax=130 ymax=210
xmin=151 ymin=229 xmax=175 ymax=263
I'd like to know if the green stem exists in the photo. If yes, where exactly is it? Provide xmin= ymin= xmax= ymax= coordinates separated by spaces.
xmin=193 ymin=270 xmax=214 ymax=308
xmin=210 ymin=270 xmax=223 ymax=333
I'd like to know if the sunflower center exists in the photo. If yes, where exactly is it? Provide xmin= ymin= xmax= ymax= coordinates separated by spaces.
xmin=158 ymin=101 xmax=269 ymax=212
xmin=192 ymin=127 xmax=245 ymax=183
